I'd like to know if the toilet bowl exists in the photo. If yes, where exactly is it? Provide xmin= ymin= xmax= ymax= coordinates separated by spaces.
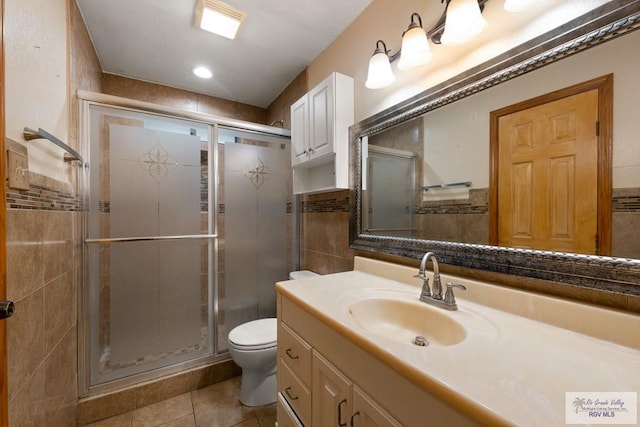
xmin=227 ymin=270 xmax=319 ymax=406
xmin=228 ymin=318 xmax=278 ymax=406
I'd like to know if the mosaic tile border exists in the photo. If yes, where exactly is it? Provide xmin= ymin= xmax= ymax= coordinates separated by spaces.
xmin=301 ymin=193 xmax=350 ymax=213
xmin=415 ymin=204 xmax=488 ymax=215
xmin=217 ymin=203 xmax=294 ymax=214
xmin=6 ymin=181 xmax=81 ymax=211
xmin=416 ymin=189 xmax=489 ymax=215
xmin=613 ymin=187 xmax=640 ymax=212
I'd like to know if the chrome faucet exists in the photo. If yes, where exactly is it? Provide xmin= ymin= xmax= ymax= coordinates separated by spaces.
xmin=415 ymin=252 xmax=442 ymax=301
xmin=415 ymin=252 xmax=466 ymax=310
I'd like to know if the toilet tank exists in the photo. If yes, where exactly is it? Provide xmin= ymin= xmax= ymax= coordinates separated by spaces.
xmin=289 ymin=270 xmax=319 ymax=280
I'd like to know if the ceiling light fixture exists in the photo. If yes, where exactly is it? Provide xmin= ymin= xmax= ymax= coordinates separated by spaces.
xmin=194 ymin=0 xmax=246 ymax=40
xmin=193 ymin=66 xmax=213 ymax=79
xmin=365 ymin=0 xmax=491 ymax=90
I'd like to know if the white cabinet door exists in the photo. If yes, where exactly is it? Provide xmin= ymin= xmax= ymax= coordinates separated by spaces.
xmin=291 ymin=95 xmax=309 ymax=166
xmin=309 ymin=76 xmax=334 ymax=160
xmin=313 ymin=351 xmax=352 ymax=427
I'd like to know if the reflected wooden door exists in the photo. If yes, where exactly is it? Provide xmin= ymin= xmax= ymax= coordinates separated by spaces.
xmin=490 ymin=75 xmax=612 ymax=255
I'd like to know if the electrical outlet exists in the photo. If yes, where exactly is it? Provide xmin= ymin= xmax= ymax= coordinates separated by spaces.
xmin=7 ymin=150 xmax=30 ymax=190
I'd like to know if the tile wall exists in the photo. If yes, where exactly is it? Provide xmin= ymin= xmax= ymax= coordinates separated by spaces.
xmin=300 ymin=190 xmax=355 ymax=274
xmin=3 ymin=0 xmax=100 ymax=423
xmin=5 ymin=138 xmax=80 ymax=425
xmin=101 ymin=75 xmax=269 ymax=125
xmin=612 ymin=187 xmax=640 ymax=259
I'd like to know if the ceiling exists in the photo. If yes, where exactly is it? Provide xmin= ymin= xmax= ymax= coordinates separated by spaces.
xmin=76 ymin=0 xmax=373 ymax=108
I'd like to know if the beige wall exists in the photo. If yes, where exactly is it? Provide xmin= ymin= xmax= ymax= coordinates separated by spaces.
xmin=5 ymin=0 xmax=69 ymax=181
xmin=266 ymin=69 xmax=307 ymax=129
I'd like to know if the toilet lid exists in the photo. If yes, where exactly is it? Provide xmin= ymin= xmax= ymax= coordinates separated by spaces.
xmin=228 ymin=318 xmax=277 ymax=349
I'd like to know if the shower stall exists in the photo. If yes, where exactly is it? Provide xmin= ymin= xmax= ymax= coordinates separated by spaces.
xmin=78 ymin=95 xmax=295 ymax=395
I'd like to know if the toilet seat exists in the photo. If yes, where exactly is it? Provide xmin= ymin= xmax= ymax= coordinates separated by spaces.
xmin=228 ymin=318 xmax=277 ymax=351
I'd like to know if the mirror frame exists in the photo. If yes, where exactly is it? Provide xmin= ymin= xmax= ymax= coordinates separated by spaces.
xmin=350 ymin=0 xmax=640 ymax=297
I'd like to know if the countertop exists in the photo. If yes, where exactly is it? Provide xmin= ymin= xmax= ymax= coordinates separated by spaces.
xmin=276 ymin=257 xmax=640 ymax=426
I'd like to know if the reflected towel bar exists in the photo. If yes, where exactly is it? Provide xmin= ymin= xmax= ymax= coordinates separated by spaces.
xmin=85 ymin=234 xmax=218 ymax=244
xmin=422 ymin=181 xmax=471 ymax=191
xmin=365 ymin=228 xmax=416 ymax=232
xmin=23 ymin=127 xmax=84 ymax=163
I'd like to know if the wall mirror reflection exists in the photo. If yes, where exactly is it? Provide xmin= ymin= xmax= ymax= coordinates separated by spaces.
xmin=352 ymin=2 xmax=640 ymax=293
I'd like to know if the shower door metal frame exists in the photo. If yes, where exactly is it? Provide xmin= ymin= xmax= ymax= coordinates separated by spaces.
xmin=77 ymin=91 xmax=293 ymax=397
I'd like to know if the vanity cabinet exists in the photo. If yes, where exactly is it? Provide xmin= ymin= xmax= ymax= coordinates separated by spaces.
xmin=290 ymin=72 xmax=354 ymax=194
xmin=277 ymin=294 xmax=412 ymax=427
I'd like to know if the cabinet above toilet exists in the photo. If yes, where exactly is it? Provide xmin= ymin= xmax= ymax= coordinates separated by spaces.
xmin=290 ymin=72 xmax=354 ymax=194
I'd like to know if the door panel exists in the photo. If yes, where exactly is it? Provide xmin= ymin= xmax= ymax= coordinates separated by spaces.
xmin=497 ymin=89 xmax=599 ymax=254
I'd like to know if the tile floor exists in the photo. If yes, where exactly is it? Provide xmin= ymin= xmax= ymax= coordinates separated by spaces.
xmin=82 ymin=377 xmax=276 ymax=427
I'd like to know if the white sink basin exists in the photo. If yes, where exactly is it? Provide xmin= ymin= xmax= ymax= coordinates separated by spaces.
xmin=348 ymin=296 xmax=467 ymax=346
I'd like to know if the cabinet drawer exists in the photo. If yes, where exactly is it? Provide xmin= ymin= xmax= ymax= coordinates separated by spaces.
xmin=280 ymin=322 xmax=312 ymax=384
xmin=279 ymin=360 xmax=312 ymax=426
xmin=277 ymin=392 xmax=304 ymax=427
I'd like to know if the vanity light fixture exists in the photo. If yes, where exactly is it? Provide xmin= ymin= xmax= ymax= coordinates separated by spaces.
xmin=365 ymin=12 xmax=432 ymax=89
xmin=365 ymin=40 xmax=397 ymax=89
xmin=365 ymin=1 xmax=491 ymax=89
xmin=397 ymin=13 xmax=433 ymax=70
xmin=193 ymin=66 xmax=213 ymax=79
xmin=440 ymin=0 xmax=488 ymax=45
xmin=194 ymin=0 xmax=246 ymax=40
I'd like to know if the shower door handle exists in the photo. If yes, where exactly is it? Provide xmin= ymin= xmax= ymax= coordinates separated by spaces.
xmin=0 ymin=301 xmax=15 ymax=320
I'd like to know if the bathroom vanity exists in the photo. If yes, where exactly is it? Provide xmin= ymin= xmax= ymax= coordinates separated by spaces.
xmin=275 ymin=257 xmax=640 ymax=426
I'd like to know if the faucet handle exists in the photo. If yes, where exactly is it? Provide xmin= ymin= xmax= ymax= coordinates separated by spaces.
xmin=444 ymin=282 xmax=467 ymax=308
xmin=418 ymin=277 xmax=431 ymax=301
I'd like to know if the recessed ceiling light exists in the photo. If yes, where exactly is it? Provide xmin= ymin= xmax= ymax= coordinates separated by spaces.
xmin=194 ymin=0 xmax=246 ymax=40
xmin=193 ymin=66 xmax=213 ymax=79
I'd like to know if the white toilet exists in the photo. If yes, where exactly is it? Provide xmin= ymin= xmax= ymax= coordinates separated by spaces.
xmin=227 ymin=270 xmax=319 ymax=406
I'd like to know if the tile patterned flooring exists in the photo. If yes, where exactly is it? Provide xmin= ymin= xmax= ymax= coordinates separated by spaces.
xmin=82 ymin=377 xmax=276 ymax=427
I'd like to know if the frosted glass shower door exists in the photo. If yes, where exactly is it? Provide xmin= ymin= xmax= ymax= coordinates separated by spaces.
xmin=84 ymin=104 xmax=214 ymax=387
xmin=367 ymin=150 xmax=415 ymax=237
xmin=108 ymin=125 xmax=201 ymax=364
xmin=218 ymin=129 xmax=293 ymax=350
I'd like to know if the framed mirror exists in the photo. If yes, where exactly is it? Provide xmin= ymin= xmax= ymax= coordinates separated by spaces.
xmin=350 ymin=1 xmax=640 ymax=297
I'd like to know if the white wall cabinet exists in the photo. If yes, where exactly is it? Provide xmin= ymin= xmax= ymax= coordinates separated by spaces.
xmin=291 ymin=72 xmax=354 ymax=194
